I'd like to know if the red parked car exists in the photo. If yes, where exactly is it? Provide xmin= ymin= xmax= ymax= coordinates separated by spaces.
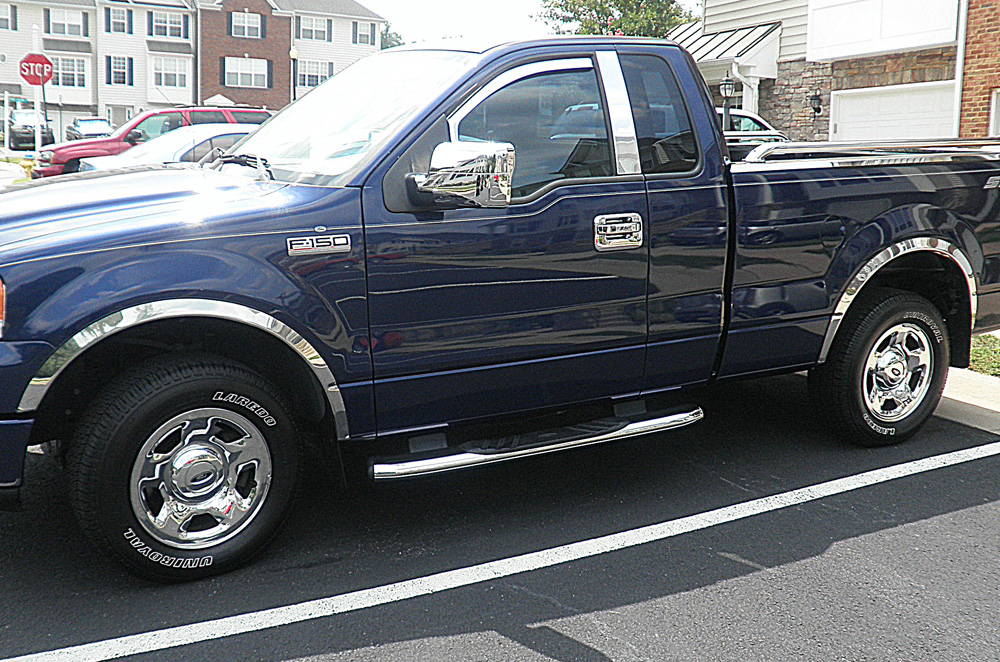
xmin=32 ymin=106 xmax=271 ymax=178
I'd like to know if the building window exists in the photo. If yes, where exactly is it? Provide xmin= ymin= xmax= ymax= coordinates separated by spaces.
xmin=0 ymin=4 xmax=15 ymax=31
xmin=52 ymin=57 xmax=86 ymax=87
xmin=152 ymin=11 xmax=183 ymax=38
xmin=110 ymin=7 xmax=126 ymax=32
xmin=110 ymin=56 xmax=127 ymax=85
xmin=231 ymin=12 xmax=261 ymax=38
xmin=297 ymin=60 xmax=330 ymax=88
xmin=153 ymin=57 xmax=186 ymax=88
xmin=224 ymin=57 xmax=267 ymax=89
xmin=299 ymin=16 xmax=326 ymax=40
xmin=50 ymin=9 xmax=84 ymax=36
xmin=352 ymin=21 xmax=376 ymax=46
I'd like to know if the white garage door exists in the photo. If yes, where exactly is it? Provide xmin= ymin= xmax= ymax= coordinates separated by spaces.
xmin=830 ymin=81 xmax=956 ymax=141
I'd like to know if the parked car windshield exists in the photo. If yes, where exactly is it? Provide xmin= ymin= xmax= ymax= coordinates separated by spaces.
xmin=228 ymin=49 xmax=477 ymax=187
xmin=11 ymin=110 xmax=46 ymax=126
xmin=77 ymin=118 xmax=112 ymax=131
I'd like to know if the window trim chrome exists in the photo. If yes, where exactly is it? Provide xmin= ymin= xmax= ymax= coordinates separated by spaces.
xmin=818 ymin=237 xmax=977 ymax=364
xmin=16 ymin=299 xmax=350 ymax=440
xmin=594 ymin=50 xmax=641 ymax=176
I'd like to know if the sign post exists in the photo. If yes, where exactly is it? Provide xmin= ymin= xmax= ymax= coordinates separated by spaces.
xmin=20 ymin=29 xmax=52 ymax=153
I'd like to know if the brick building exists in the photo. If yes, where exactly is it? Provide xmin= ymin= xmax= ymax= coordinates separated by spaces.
xmin=196 ymin=0 xmax=383 ymax=110
xmin=959 ymin=0 xmax=1000 ymax=137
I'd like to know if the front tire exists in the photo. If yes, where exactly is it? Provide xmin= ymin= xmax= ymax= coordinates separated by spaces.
xmin=809 ymin=288 xmax=950 ymax=447
xmin=67 ymin=355 xmax=301 ymax=581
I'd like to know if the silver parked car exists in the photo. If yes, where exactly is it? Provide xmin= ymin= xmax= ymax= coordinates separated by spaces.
xmin=79 ymin=123 xmax=259 ymax=171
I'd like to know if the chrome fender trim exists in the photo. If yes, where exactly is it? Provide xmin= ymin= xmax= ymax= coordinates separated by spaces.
xmin=818 ymin=237 xmax=977 ymax=364
xmin=16 ymin=299 xmax=350 ymax=440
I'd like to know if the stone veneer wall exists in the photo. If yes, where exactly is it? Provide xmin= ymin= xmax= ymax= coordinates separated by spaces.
xmin=758 ymin=46 xmax=957 ymax=142
xmin=960 ymin=0 xmax=1000 ymax=137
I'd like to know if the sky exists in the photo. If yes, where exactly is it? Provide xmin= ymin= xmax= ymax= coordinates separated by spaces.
xmin=362 ymin=0 xmax=702 ymax=44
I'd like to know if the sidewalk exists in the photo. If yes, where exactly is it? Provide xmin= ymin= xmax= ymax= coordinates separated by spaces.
xmin=936 ymin=366 xmax=1000 ymax=435
xmin=0 ymin=159 xmax=27 ymax=187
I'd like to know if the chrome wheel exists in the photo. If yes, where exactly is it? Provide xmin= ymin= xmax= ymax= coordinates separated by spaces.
xmin=129 ymin=408 xmax=272 ymax=550
xmin=862 ymin=322 xmax=934 ymax=423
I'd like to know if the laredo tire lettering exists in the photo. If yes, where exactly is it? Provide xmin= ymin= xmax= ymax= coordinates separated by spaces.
xmin=123 ymin=529 xmax=214 ymax=568
xmin=213 ymin=391 xmax=277 ymax=426
xmin=863 ymin=412 xmax=895 ymax=436
xmin=903 ymin=312 xmax=943 ymax=343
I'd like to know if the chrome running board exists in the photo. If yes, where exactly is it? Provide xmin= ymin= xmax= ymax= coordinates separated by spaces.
xmin=372 ymin=406 xmax=704 ymax=481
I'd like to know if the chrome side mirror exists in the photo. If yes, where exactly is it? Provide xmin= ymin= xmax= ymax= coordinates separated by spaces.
xmin=409 ymin=141 xmax=515 ymax=209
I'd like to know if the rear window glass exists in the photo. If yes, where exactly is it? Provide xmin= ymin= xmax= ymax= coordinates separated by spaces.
xmin=620 ymin=54 xmax=699 ymax=174
xmin=189 ymin=111 xmax=228 ymax=124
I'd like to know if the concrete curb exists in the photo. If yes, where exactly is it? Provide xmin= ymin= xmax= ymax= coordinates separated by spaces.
xmin=935 ymin=367 xmax=1000 ymax=434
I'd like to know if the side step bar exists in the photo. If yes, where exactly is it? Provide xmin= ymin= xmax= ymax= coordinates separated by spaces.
xmin=372 ymin=406 xmax=704 ymax=481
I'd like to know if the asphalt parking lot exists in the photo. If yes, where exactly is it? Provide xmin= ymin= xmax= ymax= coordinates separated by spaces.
xmin=2 ymin=371 xmax=999 ymax=662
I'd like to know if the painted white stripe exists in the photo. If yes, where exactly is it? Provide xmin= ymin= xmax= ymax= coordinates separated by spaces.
xmin=8 ymin=439 xmax=1000 ymax=662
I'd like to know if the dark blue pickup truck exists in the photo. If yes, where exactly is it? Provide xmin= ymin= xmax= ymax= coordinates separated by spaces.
xmin=1 ymin=37 xmax=998 ymax=580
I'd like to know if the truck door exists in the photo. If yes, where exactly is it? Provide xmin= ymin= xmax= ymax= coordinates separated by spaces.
xmin=616 ymin=48 xmax=730 ymax=389
xmin=364 ymin=54 xmax=650 ymax=433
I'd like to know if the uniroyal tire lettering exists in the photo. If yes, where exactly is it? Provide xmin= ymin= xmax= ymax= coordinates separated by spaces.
xmin=904 ymin=312 xmax=943 ymax=343
xmin=123 ymin=529 xmax=214 ymax=568
xmin=213 ymin=391 xmax=277 ymax=426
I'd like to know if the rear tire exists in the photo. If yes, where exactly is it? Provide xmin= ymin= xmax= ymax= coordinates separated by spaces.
xmin=809 ymin=288 xmax=949 ymax=447
xmin=66 ymin=355 xmax=301 ymax=581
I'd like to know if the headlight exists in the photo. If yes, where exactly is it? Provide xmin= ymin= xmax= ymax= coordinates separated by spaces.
xmin=37 ymin=151 xmax=54 ymax=164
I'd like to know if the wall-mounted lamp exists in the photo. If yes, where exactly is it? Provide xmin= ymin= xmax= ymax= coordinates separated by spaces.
xmin=809 ymin=91 xmax=823 ymax=115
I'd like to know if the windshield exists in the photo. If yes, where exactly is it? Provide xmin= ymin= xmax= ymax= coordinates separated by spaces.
xmin=11 ymin=111 xmax=45 ymax=126
xmin=228 ymin=49 xmax=477 ymax=186
xmin=78 ymin=119 xmax=112 ymax=131
xmin=117 ymin=130 xmax=193 ymax=162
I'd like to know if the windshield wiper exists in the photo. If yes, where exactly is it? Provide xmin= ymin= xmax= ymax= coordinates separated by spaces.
xmin=207 ymin=152 xmax=273 ymax=181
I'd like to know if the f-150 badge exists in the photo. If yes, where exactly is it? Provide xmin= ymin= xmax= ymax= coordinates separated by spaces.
xmin=286 ymin=234 xmax=352 ymax=256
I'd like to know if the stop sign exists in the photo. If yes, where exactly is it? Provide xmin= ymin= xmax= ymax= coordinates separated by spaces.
xmin=19 ymin=53 xmax=53 ymax=86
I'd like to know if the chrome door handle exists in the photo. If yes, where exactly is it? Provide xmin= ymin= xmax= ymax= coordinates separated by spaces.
xmin=594 ymin=213 xmax=643 ymax=252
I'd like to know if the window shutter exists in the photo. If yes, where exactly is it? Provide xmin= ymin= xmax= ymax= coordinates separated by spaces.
xmin=220 ymin=57 xmax=225 ymax=86
xmin=11 ymin=5 xmax=16 ymax=31
xmin=104 ymin=7 xmax=110 ymax=32
xmin=266 ymin=60 xmax=273 ymax=89
xmin=147 ymin=10 xmax=152 ymax=36
xmin=326 ymin=18 xmax=332 ymax=41
xmin=351 ymin=21 xmax=357 ymax=44
xmin=369 ymin=23 xmax=375 ymax=47
xmin=44 ymin=8 xmax=50 ymax=33
xmin=227 ymin=12 xmax=232 ymax=36
xmin=295 ymin=15 xmax=300 ymax=39
xmin=82 ymin=12 xmax=88 ymax=37
xmin=327 ymin=62 xmax=334 ymax=79
xmin=127 ymin=9 xmax=133 ymax=34
xmin=105 ymin=55 xmax=111 ymax=85
xmin=260 ymin=15 xmax=265 ymax=39
xmin=127 ymin=57 xmax=133 ymax=86
xmin=183 ymin=14 xmax=188 ymax=39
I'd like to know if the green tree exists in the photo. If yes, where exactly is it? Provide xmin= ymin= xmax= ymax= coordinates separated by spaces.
xmin=381 ymin=24 xmax=404 ymax=49
xmin=539 ymin=0 xmax=693 ymax=38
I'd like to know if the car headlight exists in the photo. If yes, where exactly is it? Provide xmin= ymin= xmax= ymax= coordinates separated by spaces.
xmin=37 ymin=151 xmax=54 ymax=165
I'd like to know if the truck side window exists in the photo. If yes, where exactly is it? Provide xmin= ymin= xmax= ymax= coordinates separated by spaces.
xmin=457 ymin=69 xmax=613 ymax=198
xmin=619 ymin=55 xmax=698 ymax=174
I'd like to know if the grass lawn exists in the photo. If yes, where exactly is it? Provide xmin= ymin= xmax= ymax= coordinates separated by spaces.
xmin=970 ymin=334 xmax=1000 ymax=377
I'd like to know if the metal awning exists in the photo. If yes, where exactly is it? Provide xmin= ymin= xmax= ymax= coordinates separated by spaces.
xmin=669 ymin=20 xmax=781 ymax=65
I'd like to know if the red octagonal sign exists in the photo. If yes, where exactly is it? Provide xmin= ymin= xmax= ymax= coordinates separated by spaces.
xmin=19 ymin=53 xmax=53 ymax=86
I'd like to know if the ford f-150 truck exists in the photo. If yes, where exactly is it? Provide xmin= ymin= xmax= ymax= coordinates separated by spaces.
xmin=1 ymin=37 xmax=998 ymax=581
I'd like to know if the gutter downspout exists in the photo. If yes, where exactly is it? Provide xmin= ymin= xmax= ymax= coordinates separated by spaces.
xmin=953 ymin=0 xmax=969 ymax=137
xmin=196 ymin=0 xmax=202 ymax=104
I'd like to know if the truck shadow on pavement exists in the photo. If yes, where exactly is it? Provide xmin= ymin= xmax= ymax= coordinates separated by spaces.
xmin=2 ymin=373 xmax=999 ymax=660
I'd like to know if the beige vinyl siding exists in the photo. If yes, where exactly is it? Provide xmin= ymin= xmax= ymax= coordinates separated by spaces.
xmin=703 ymin=0 xmax=807 ymax=61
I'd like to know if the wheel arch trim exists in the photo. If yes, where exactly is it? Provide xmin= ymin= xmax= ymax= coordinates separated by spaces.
xmin=818 ymin=237 xmax=977 ymax=364
xmin=16 ymin=298 xmax=350 ymax=439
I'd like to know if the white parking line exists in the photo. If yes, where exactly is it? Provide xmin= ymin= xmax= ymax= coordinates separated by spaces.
xmin=8 ymin=439 xmax=1000 ymax=662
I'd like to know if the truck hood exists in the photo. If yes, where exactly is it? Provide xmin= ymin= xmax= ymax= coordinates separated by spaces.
xmin=44 ymin=135 xmax=121 ymax=159
xmin=0 ymin=165 xmax=309 ymax=266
